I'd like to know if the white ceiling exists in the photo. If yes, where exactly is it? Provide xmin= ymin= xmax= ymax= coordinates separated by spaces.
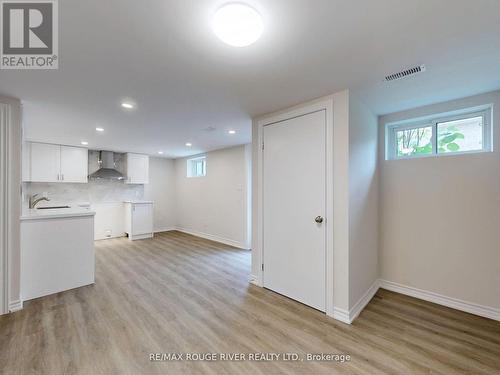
xmin=1 ymin=0 xmax=500 ymax=158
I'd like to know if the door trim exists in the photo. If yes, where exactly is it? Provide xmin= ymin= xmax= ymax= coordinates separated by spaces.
xmin=254 ymin=96 xmax=335 ymax=317
xmin=0 ymin=97 xmax=22 ymax=315
xmin=0 ymin=103 xmax=9 ymax=315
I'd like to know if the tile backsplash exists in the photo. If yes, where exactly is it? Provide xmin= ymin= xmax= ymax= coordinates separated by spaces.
xmin=23 ymin=180 xmax=144 ymax=207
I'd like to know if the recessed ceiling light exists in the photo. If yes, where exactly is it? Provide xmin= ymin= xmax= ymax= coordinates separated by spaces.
xmin=121 ymin=102 xmax=135 ymax=109
xmin=185 ymin=142 xmax=192 ymax=147
xmin=96 ymin=127 xmax=104 ymax=132
xmin=228 ymin=130 xmax=236 ymax=134
xmin=212 ymin=3 xmax=263 ymax=47
xmin=158 ymin=151 xmax=164 ymax=155
xmin=81 ymin=141 xmax=88 ymax=145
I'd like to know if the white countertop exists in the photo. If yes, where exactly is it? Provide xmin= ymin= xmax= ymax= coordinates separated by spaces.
xmin=21 ymin=206 xmax=96 ymax=221
xmin=123 ymin=200 xmax=154 ymax=204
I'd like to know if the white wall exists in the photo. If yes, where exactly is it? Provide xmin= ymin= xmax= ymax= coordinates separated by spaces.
xmin=348 ymin=93 xmax=379 ymax=309
xmin=379 ymin=90 xmax=500 ymax=310
xmin=144 ymin=157 xmax=176 ymax=232
xmin=332 ymin=91 xmax=350 ymax=312
xmin=174 ymin=145 xmax=251 ymax=249
xmin=331 ymin=91 xmax=379 ymax=313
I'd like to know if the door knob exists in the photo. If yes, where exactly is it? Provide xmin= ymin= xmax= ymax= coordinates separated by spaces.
xmin=315 ymin=216 xmax=324 ymax=224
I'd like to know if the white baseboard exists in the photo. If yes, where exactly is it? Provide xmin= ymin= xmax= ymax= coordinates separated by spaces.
xmin=127 ymin=232 xmax=153 ymax=241
xmin=95 ymin=227 xmax=175 ymax=240
xmin=349 ymin=279 xmax=380 ymax=323
xmin=379 ymin=279 xmax=500 ymax=322
xmin=94 ymin=233 xmax=126 ymax=241
xmin=250 ymin=274 xmax=261 ymax=286
xmin=332 ymin=279 xmax=380 ymax=325
xmin=174 ymin=227 xmax=249 ymax=249
xmin=9 ymin=299 xmax=23 ymax=312
xmin=154 ymin=227 xmax=176 ymax=233
xmin=332 ymin=307 xmax=351 ymax=324
xmin=250 ymin=278 xmax=500 ymax=324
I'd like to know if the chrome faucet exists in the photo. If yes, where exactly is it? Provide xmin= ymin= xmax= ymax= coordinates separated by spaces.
xmin=29 ymin=194 xmax=50 ymax=209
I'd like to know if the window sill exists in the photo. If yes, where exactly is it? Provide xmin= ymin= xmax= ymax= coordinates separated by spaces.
xmin=386 ymin=149 xmax=493 ymax=161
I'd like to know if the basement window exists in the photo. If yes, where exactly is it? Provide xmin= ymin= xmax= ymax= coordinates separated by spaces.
xmin=187 ymin=156 xmax=206 ymax=177
xmin=386 ymin=107 xmax=492 ymax=160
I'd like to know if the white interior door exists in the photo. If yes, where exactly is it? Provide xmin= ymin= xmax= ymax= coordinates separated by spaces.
xmin=263 ymin=110 xmax=326 ymax=311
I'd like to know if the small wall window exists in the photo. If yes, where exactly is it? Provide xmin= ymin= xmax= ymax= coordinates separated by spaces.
xmin=386 ymin=107 xmax=492 ymax=160
xmin=187 ymin=156 xmax=206 ymax=177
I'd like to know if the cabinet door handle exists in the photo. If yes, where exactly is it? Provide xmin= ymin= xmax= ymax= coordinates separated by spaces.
xmin=61 ymin=174 xmax=64 ymax=181
xmin=57 ymin=174 xmax=60 ymax=180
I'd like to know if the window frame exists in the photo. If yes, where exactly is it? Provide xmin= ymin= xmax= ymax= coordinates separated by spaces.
xmin=186 ymin=156 xmax=207 ymax=178
xmin=386 ymin=107 xmax=493 ymax=160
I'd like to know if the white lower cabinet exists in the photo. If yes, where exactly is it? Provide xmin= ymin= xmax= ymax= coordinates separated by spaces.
xmin=21 ymin=214 xmax=95 ymax=301
xmin=124 ymin=201 xmax=154 ymax=240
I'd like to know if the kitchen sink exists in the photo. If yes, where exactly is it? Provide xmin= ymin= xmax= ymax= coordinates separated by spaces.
xmin=37 ymin=206 xmax=71 ymax=210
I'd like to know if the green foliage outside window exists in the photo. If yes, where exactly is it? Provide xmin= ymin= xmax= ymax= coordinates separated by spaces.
xmin=438 ymin=125 xmax=464 ymax=153
xmin=396 ymin=127 xmax=432 ymax=157
xmin=396 ymin=125 xmax=466 ymax=157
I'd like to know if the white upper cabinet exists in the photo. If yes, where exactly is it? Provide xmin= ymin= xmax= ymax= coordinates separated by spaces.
xmin=126 ymin=153 xmax=149 ymax=184
xmin=60 ymin=146 xmax=88 ymax=183
xmin=23 ymin=142 xmax=88 ymax=183
xmin=28 ymin=142 xmax=61 ymax=182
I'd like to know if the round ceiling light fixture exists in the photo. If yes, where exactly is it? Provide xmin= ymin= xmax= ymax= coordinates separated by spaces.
xmin=212 ymin=3 xmax=263 ymax=47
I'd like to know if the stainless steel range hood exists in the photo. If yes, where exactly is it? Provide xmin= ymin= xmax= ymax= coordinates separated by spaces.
xmin=88 ymin=151 xmax=125 ymax=180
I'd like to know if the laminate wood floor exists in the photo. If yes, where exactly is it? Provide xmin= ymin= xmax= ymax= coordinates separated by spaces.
xmin=1 ymin=231 xmax=499 ymax=374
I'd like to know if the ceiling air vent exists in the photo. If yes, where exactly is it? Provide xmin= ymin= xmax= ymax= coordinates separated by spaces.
xmin=385 ymin=65 xmax=426 ymax=82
